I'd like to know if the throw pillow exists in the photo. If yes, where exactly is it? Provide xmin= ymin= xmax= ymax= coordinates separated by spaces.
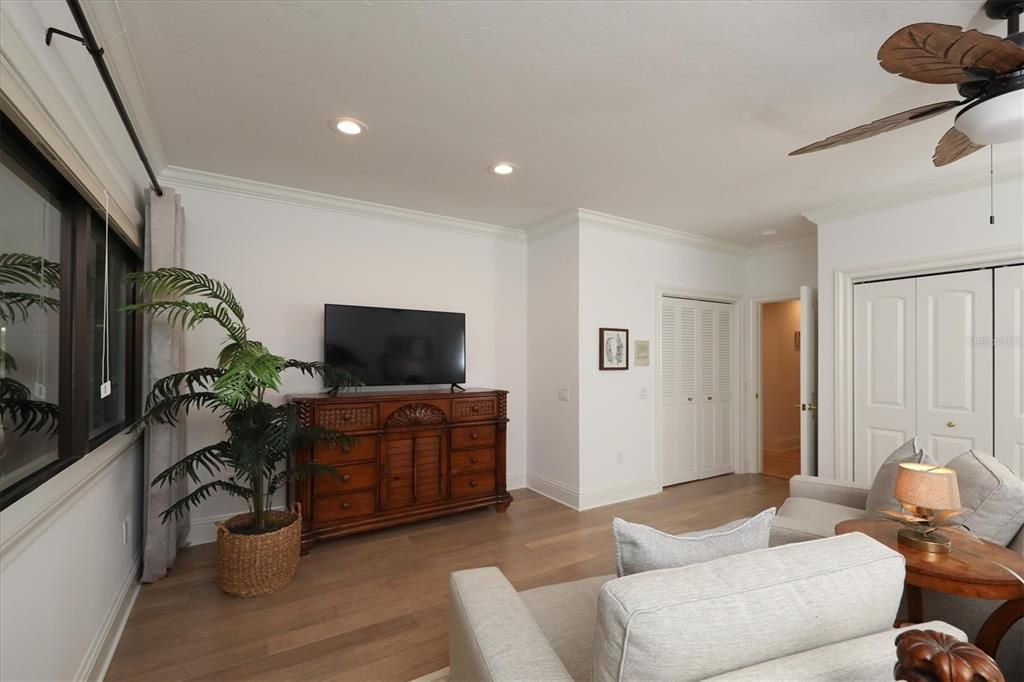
xmin=865 ymin=438 xmax=933 ymax=514
xmin=613 ymin=507 xmax=775 ymax=577
xmin=946 ymin=450 xmax=1024 ymax=547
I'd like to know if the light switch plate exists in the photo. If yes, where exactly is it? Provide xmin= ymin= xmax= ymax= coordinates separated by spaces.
xmin=34 ymin=382 xmax=46 ymax=400
xmin=558 ymin=387 xmax=569 ymax=402
xmin=100 ymin=381 xmax=112 ymax=399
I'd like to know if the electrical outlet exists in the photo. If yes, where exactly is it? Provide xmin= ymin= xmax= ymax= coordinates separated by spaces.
xmin=616 ymin=452 xmax=624 ymax=465
xmin=558 ymin=387 xmax=569 ymax=402
xmin=639 ymin=387 xmax=648 ymax=400
xmin=34 ymin=382 xmax=46 ymax=400
xmin=121 ymin=518 xmax=129 ymax=546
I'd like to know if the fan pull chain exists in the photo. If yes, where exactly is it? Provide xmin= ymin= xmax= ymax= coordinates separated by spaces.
xmin=989 ymin=145 xmax=995 ymax=226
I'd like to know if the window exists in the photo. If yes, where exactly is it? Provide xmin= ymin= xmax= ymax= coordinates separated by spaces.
xmin=0 ymin=113 xmax=141 ymax=509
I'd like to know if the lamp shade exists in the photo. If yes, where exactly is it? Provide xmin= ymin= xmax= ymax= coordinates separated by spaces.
xmin=894 ymin=463 xmax=961 ymax=512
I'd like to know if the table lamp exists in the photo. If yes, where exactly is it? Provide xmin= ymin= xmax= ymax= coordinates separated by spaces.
xmin=885 ymin=463 xmax=962 ymax=554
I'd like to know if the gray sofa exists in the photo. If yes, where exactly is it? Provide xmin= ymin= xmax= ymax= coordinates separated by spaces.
xmin=771 ymin=474 xmax=1024 ymax=681
xmin=448 ymin=532 xmax=964 ymax=681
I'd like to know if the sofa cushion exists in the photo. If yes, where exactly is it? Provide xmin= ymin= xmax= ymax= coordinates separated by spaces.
xmin=702 ymin=621 xmax=966 ymax=681
xmin=865 ymin=438 xmax=932 ymax=514
xmin=591 ymin=532 xmax=907 ymax=682
xmin=520 ymin=574 xmax=612 ymax=681
xmin=613 ymin=508 xmax=775 ymax=577
xmin=946 ymin=450 xmax=1024 ymax=546
xmin=775 ymin=497 xmax=868 ymax=539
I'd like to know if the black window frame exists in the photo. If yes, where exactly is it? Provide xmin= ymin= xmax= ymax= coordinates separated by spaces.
xmin=1 ymin=112 xmax=142 ymax=509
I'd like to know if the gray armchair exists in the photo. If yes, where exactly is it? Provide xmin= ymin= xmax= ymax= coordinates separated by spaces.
xmin=771 ymin=474 xmax=1023 ymax=680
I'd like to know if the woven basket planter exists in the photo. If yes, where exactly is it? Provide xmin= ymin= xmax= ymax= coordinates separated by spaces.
xmin=215 ymin=507 xmax=301 ymax=597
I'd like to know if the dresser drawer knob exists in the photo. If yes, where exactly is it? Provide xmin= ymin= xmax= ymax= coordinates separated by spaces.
xmin=342 ymin=501 xmax=352 ymax=510
xmin=470 ymin=456 xmax=478 ymax=464
xmin=472 ymin=405 xmax=481 ymax=413
xmin=471 ymin=432 xmax=479 ymax=440
xmin=341 ymin=474 xmax=351 ymax=482
xmin=470 ymin=480 xmax=479 ymax=488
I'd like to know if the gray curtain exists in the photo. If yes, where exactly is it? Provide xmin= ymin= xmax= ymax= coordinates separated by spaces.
xmin=141 ymin=187 xmax=188 ymax=583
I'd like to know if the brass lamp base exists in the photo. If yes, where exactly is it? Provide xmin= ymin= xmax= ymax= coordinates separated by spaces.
xmin=897 ymin=527 xmax=952 ymax=554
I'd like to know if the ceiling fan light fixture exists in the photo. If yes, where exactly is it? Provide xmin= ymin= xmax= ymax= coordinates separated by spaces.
xmin=332 ymin=117 xmax=367 ymax=136
xmin=953 ymin=89 xmax=1024 ymax=145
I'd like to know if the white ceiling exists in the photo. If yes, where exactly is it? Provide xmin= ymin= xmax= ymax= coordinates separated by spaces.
xmin=103 ymin=0 xmax=1021 ymax=244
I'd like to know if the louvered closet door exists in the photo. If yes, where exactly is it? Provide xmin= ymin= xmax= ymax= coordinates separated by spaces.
xmin=660 ymin=298 xmax=699 ymax=485
xmin=916 ymin=270 xmax=993 ymax=463
xmin=697 ymin=303 xmax=718 ymax=475
xmin=712 ymin=302 xmax=735 ymax=475
xmin=994 ymin=265 xmax=1022 ymax=473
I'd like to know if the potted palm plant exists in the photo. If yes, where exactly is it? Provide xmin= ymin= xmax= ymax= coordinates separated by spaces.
xmin=128 ymin=268 xmax=356 ymax=596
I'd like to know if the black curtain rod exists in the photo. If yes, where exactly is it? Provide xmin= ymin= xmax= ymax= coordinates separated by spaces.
xmin=46 ymin=0 xmax=163 ymax=196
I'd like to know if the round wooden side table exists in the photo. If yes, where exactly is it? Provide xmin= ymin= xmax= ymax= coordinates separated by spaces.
xmin=835 ymin=518 xmax=1023 ymax=658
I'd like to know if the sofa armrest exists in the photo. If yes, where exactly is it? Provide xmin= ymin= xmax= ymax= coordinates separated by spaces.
xmin=449 ymin=567 xmax=573 ymax=682
xmin=789 ymin=475 xmax=869 ymax=510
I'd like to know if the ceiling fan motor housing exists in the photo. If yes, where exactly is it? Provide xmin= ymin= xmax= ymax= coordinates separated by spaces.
xmin=953 ymin=73 xmax=1024 ymax=144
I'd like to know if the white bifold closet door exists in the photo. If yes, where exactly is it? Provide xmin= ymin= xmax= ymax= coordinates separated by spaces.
xmin=995 ymin=265 xmax=1024 ymax=473
xmin=854 ymin=268 xmax=1009 ymax=483
xmin=661 ymin=297 xmax=734 ymax=486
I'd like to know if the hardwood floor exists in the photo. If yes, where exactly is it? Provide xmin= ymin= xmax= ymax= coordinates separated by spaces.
xmin=107 ymin=474 xmax=787 ymax=682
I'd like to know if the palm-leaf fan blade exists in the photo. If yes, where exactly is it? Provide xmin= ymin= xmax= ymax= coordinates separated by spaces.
xmin=789 ymin=100 xmax=962 ymax=156
xmin=932 ymin=127 xmax=985 ymax=167
xmin=877 ymin=23 xmax=1024 ymax=85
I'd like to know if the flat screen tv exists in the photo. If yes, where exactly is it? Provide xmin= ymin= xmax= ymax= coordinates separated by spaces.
xmin=324 ymin=304 xmax=466 ymax=387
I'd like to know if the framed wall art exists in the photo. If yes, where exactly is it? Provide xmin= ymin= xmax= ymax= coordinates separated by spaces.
xmin=599 ymin=328 xmax=629 ymax=370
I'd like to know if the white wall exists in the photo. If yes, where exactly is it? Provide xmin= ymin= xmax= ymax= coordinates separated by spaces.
xmin=526 ymin=222 xmax=580 ymax=504
xmin=746 ymin=237 xmax=818 ymax=298
xmin=815 ymin=178 xmax=1024 ymax=480
xmin=174 ymin=183 xmax=528 ymax=541
xmin=0 ymin=436 xmax=143 ymax=681
xmin=577 ymin=220 xmax=751 ymax=502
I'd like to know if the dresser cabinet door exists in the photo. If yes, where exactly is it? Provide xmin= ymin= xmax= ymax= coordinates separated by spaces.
xmin=380 ymin=429 xmax=448 ymax=511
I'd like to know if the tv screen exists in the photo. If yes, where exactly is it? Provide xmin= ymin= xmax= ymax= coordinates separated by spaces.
xmin=324 ymin=304 xmax=466 ymax=387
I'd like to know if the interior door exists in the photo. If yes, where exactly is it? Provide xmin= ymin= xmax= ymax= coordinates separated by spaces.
xmin=916 ymin=270 xmax=993 ymax=463
xmin=660 ymin=297 xmax=699 ymax=486
xmin=798 ymin=286 xmax=818 ymax=476
xmin=994 ymin=265 xmax=1022 ymax=473
xmin=853 ymin=278 xmax=917 ymax=484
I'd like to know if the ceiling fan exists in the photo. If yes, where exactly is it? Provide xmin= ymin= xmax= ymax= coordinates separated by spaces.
xmin=790 ymin=0 xmax=1024 ymax=166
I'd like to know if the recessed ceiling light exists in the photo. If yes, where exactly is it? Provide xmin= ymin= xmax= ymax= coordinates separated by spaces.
xmin=332 ymin=117 xmax=366 ymax=136
xmin=489 ymin=162 xmax=517 ymax=176
xmin=761 ymin=229 xmax=778 ymax=237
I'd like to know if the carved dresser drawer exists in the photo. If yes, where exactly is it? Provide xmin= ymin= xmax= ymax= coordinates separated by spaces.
xmin=316 ymin=403 xmax=378 ymax=430
xmin=452 ymin=396 xmax=498 ymax=422
xmin=451 ymin=424 xmax=496 ymax=450
xmin=450 ymin=448 xmax=496 ymax=475
xmin=312 ymin=435 xmax=377 ymax=465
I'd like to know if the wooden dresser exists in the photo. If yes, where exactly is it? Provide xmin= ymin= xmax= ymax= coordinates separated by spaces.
xmin=289 ymin=387 xmax=511 ymax=552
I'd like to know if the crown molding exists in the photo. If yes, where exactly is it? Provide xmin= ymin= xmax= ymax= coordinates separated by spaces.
xmin=525 ymin=210 xmax=581 ymax=243
xmin=81 ymin=0 xmax=168 ymax=173
xmin=159 ymin=165 xmax=528 ymax=243
xmin=0 ymin=2 xmax=142 ymax=244
xmin=803 ymin=168 xmax=1024 ymax=225
xmin=576 ymin=208 xmax=749 ymax=255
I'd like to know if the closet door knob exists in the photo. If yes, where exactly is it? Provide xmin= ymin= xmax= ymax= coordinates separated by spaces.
xmin=687 ymin=397 xmax=694 ymax=402
xmin=706 ymin=396 xmax=713 ymax=401
xmin=946 ymin=421 xmax=957 ymax=428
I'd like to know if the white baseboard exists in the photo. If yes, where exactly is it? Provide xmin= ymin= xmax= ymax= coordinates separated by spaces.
xmin=77 ymin=549 xmax=141 ymax=682
xmin=526 ymin=473 xmax=580 ymax=509
xmin=577 ymin=478 xmax=662 ymax=510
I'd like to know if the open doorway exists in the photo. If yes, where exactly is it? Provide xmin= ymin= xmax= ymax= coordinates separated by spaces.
xmin=761 ymin=299 xmax=801 ymax=479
